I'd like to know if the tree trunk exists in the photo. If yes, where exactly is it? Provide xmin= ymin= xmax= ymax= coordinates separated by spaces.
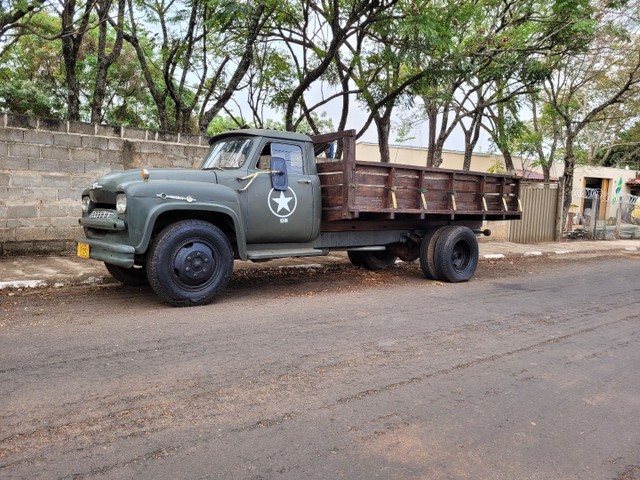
xmin=91 ymin=0 xmax=125 ymax=124
xmin=433 ymin=140 xmax=445 ymax=168
xmin=502 ymin=150 xmax=515 ymax=174
xmin=463 ymin=141 xmax=473 ymax=171
xmin=376 ymin=114 xmax=392 ymax=163
xmin=61 ymin=0 xmax=83 ymax=121
xmin=120 ymin=0 xmax=169 ymax=130
xmin=426 ymin=103 xmax=437 ymax=167
xmin=462 ymin=111 xmax=482 ymax=171
xmin=561 ymin=133 xmax=576 ymax=231
xmin=542 ymin=162 xmax=551 ymax=183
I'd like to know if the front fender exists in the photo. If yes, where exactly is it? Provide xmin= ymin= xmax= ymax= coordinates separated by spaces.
xmin=140 ymin=202 xmax=247 ymax=259
xmin=124 ymin=182 xmax=248 ymax=259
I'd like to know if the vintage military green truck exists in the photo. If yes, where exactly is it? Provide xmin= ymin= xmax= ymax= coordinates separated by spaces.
xmin=77 ymin=129 xmax=521 ymax=306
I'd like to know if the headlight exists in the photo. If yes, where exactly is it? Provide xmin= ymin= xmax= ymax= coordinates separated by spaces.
xmin=82 ymin=196 xmax=90 ymax=213
xmin=116 ymin=194 xmax=127 ymax=214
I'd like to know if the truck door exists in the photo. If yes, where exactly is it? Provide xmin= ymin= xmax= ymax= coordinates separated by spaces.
xmin=245 ymin=141 xmax=317 ymax=243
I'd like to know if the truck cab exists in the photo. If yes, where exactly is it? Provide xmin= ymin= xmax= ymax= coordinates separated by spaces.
xmin=78 ymin=129 xmax=326 ymax=306
xmin=208 ymin=130 xmax=322 ymax=245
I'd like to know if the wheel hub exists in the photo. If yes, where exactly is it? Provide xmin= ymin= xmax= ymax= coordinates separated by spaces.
xmin=173 ymin=242 xmax=215 ymax=286
xmin=451 ymin=243 xmax=470 ymax=271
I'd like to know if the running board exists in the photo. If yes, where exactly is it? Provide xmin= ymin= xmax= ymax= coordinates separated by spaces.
xmin=246 ymin=248 xmax=328 ymax=260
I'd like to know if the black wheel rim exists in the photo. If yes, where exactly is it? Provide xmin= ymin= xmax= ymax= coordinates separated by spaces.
xmin=451 ymin=240 xmax=471 ymax=272
xmin=171 ymin=240 xmax=217 ymax=289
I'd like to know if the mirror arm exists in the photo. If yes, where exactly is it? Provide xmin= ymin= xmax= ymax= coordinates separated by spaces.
xmin=236 ymin=170 xmax=275 ymax=192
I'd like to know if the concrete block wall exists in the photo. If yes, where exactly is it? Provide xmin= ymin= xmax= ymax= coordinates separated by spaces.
xmin=0 ymin=114 xmax=209 ymax=254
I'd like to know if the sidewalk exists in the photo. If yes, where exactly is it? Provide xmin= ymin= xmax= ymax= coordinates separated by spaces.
xmin=1 ymin=239 xmax=639 ymax=290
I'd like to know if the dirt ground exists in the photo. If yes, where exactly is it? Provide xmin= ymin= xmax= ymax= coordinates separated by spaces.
xmin=1 ymin=252 xmax=639 ymax=480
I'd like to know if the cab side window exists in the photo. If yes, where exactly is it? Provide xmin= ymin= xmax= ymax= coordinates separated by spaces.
xmin=271 ymin=143 xmax=304 ymax=175
xmin=256 ymin=143 xmax=271 ymax=170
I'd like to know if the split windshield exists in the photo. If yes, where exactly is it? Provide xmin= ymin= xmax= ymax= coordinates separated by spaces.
xmin=202 ymin=137 xmax=253 ymax=170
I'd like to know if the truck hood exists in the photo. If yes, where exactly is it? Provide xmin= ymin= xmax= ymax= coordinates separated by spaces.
xmin=86 ymin=168 xmax=218 ymax=194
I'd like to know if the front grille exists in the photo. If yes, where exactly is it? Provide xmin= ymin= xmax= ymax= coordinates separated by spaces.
xmin=89 ymin=209 xmax=115 ymax=219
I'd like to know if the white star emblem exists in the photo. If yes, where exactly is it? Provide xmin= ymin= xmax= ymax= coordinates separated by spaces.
xmin=271 ymin=191 xmax=293 ymax=213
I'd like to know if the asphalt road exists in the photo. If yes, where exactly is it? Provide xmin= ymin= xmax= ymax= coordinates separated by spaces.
xmin=1 ymin=254 xmax=639 ymax=480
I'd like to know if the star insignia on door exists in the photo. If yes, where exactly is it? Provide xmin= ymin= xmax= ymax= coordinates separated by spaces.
xmin=267 ymin=188 xmax=297 ymax=218
xmin=271 ymin=190 xmax=293 ymax=213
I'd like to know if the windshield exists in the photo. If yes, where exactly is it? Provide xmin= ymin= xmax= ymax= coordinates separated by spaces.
xmin=202 ymin=137 xmax=254 ymax=170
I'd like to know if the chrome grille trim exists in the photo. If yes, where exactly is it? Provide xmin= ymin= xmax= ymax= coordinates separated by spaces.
xmin=89 ymin=209 xmax=115 ymax=219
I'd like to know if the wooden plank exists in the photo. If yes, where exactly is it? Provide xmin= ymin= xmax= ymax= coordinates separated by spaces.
xmin=316 ymin=147 xmax=521 ymax=220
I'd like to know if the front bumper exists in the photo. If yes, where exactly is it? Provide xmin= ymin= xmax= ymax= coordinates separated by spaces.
xmin=77 ymin=238 xmax=135 ymax=268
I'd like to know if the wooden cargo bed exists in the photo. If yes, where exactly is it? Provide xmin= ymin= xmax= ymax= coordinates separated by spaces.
xmin=312 ymin=130 xmax=522 ymax=225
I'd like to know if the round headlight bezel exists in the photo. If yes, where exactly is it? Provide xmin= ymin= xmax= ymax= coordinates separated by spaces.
xmin=116 ymin=194 xmax=127 ymax=214
xmin=82 ymin=196 xmax=91 ymax=213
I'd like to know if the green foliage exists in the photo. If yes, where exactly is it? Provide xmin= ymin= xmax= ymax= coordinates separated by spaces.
xmin=487 ymin=158 xmax=507 ymax=174
xmin=206 ymin=115 xmax=246 ymax=135
xmin=394 ymin=118 xmax=416 ymax=144
xmin=0 ymin=13 xmax=65 ymax=117
xmin=0 ymin=0 xmax=636 ymax=160
xmin=265 ymin=112 xmax=334 ymax=135
xmin=597 ymin=120 xmax=640 ymax=168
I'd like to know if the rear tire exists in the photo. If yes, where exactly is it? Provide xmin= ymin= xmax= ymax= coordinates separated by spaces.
xmin=359 ymin=250 xmax=398 ymax=271
xmin=433 ymin=226 xmax=479 ymax=282
xmin=104 ymin=263 xmax=148 ymax=287
xmin=147 ymin=220 xmax=233 ymax=307
xmin=419 ymin=226 xmax=448 ymax=280
xmin=347 ymin=251 xmax=365 ymax=268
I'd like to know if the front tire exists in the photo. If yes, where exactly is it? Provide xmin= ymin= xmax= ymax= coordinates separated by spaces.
xmin=147 ymin=220 xmax=234 ymax=307
xmin=433 ymin=226 xmax=479 ymax=282
xmin=104 ymin=263 xmax=149 ymax=287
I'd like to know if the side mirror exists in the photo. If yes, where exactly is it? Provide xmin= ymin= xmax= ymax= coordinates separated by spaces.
xmin=270 ymin=157 xmax=288 ymax=191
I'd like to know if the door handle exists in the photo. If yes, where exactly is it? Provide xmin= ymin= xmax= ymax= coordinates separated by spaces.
xmin=298 ymin=179 xmax=312 ymax=184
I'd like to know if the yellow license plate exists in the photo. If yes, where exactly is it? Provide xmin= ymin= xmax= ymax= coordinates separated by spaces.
xmin=77 ymin=242 xmax=90 ymax=259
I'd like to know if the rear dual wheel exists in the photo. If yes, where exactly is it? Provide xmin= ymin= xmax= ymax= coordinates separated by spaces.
xmin=419 ymin=226 xmax=448 ymax=280
xmin=420 ymin=226 xmax=479 ymax=282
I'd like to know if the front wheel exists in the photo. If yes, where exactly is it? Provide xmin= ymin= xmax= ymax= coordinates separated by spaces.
xmin=147 ymin=220 xmax=234 ymax=307
xmin=105 ymin=263 xmax=149 ymax=287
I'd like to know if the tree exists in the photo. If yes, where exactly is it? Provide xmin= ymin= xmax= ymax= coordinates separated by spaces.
xmin=596 ymin=120 xmax=640 ymax=170
xmin=266 ymin=0 xmax=400 ymax=133
xmin=90 ymin=0 xmax=125 ymax=124
xmin=59 ymin=0 xmax=93 ymax=121
xmin=333 ymin=0 xmax=466 ymax=163
xmin=515 ymin=93 xmax=563 ymax=182
xmin=0 ymin=12 xmax=66 ymax=117
xmin=483 ymin=92 xmax=525 ymax=174
xmin=412 ymin=0 xmax=598 ymax=168
xmin=115 ymin=0 xmax=273 ymax=133
xmin=544 ymin=0 xmax=640 ymax=227
xmin=0 ymin=0 xmax=48 ymax=57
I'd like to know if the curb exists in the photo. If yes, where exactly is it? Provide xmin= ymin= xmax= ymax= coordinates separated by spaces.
xmin=480 ymin=246 xmax=638 ymax=260
xmin=0 ymin=276 xmax=117 ymax=292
